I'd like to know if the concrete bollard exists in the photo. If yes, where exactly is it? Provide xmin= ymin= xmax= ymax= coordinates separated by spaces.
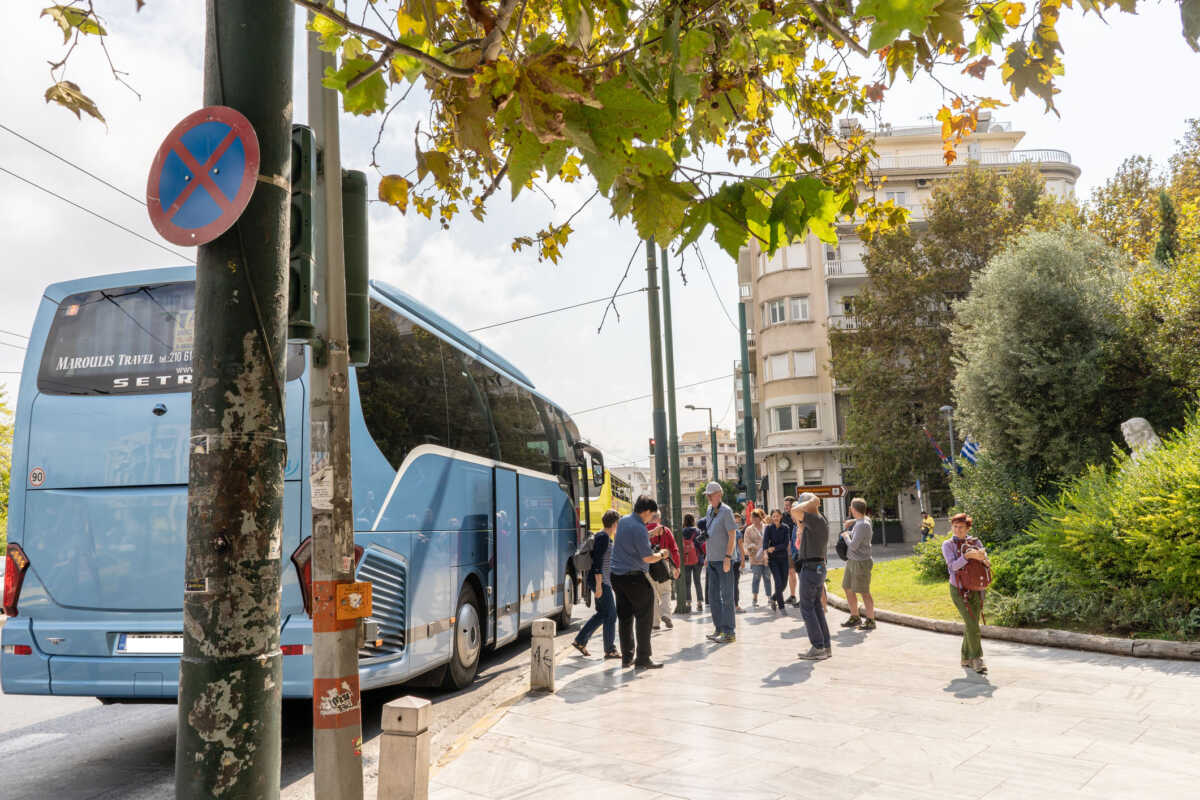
xmin=377 ymin=695 xmax=432 ymax=800
xmin=530 ymin=619 xmax=556 ymax=693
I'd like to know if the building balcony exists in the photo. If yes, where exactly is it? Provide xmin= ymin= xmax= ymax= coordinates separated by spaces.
xmin=828 ymin=315 xmax=860 ymax=330
xmin=871 ymin=148 xmax=1073 ymax=173
xmin=824 ymin=259 xmax=867 ymax=280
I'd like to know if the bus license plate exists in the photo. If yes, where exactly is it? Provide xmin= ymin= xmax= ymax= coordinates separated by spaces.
xmin=117 ymin=634 xmax=183 ymax=655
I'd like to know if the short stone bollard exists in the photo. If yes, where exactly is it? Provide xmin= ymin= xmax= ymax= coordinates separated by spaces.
xmin=377 ymin=695 xmax=432 ymax=800
xmin=530 ymin=619 xmax=556 ymax=692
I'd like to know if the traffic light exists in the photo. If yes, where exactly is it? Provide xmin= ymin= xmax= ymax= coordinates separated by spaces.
xmin=648 ymin=437 xmax=656 ymax=456
xmin=288 ymin=124 xmax=317 ymax=340
xmin=341 ymin=169 xmax=370 ymax=366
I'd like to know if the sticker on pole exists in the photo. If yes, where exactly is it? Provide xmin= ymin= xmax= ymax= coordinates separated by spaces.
xmin=146 ymin=106 xmax=260 ymax=246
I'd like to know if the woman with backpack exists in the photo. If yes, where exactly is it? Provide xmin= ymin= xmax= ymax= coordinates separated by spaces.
xmin=680 ymin=514 xmax=704 ymax=613
xmin=942 ymin=512 xmax=991 ymax=675
xmin=762 ymin=509 xmax=791 ymax=613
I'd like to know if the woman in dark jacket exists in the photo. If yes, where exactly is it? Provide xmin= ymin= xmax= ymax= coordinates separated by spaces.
xmin=762 ymin=509 xmax=791 ymax=613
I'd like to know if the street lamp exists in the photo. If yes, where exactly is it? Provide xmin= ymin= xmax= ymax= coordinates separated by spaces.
xmin=685 ymin=404 xmax=719 ymax=482
xmin=939 ymin=405 xmax=956 ymax=468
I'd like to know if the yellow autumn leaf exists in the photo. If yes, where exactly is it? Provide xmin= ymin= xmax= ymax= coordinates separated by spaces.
xmin=396 ymin=10 xmax=426 ymax=36
xmin=378 ymin=174 xmax=411 ymax=214
xmin=1003 ymin=2 xmax=1025 ymax=26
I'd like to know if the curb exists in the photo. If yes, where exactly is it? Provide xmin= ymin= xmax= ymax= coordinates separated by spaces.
xmin=825 ymin=591 xmax=1200 ymax=662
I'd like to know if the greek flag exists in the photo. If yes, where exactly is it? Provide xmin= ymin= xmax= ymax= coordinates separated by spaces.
xmin=960 ymin=437 xmax=980 ymax=466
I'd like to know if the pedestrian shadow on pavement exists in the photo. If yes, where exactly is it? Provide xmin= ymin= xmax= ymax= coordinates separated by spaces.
xmin=943 ymin=675 xmax=996 ymax=699
xmin=832 ymin=629 xmax=867 ymax=647
xmin=761 ymin=661 xmax=815 ymax=687
xmin=665 ymin=642 xmax=711 ymax=664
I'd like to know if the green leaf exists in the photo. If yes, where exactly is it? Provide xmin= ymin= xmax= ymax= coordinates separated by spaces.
xmin=309 ymin=11 xmax=346 ymax=52
xmin=631 ymin=175 xmax=693 ymax=244
xmin=543 ymin=139 xmax=568 ymax=178
xmin=1182 ymin=0 xmax=1200 ymax=52
xmin=416 ymin=149 xmax=452 ymax=186
xmin=856 ymin=0 xmax=940 ymax=51
xmin=322 ymin=57 xmax=387 ymax=115
xmin=507 ymin=128 xmax=546 ymax=199
xmin=44 ymin=80 xmax=105 ymax=125
xmin=41 ymin=6 xmax=107 ymax=43
xmin=561 ymin=0 xmax=593 ymax=50
xmin=926 ymin=0 xmax=967 ymax=45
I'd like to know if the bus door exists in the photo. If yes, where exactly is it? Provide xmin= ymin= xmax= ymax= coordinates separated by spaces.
xmin=494 ymin=467 xmax=519 ymax=647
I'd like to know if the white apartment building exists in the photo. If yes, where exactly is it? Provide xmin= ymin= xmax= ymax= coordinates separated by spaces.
xmin=610 ymin=465 xmax=652 ymax=505
xmin=736 ymin=114 xmax=1080 ymax=538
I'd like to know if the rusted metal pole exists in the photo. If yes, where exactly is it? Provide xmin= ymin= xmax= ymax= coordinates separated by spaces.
xmin=175 ymin=0 xmax=292 ymax=796
xmin=307 ymin=20 xmax=365 ymax=799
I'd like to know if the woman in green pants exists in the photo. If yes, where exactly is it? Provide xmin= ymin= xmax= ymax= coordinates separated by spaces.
xmin=941 ymin=513 xmax=990 ymax=675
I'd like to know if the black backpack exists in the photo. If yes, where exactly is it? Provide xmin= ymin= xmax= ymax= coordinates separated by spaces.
xmin=835 ymin=534 xmax=849 ymax=561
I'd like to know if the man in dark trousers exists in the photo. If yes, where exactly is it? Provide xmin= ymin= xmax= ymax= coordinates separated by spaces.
xmin=610 ymin=496 xmax=669 ymax=669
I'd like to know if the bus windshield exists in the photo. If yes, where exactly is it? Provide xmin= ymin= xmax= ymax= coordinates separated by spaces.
xmin=38 ymin=282 xmax=195 ymax=395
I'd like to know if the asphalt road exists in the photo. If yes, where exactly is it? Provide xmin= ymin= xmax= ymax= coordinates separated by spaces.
xmin=0 ymin=619 xmax=577 ymax=800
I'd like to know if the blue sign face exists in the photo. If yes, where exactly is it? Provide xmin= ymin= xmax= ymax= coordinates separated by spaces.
xmin=147 ymin=106 xmax=260 ymax=246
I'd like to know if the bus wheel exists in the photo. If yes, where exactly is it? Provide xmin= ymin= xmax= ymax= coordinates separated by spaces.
xmin=444 ymin=584 xmax=483 ymax=690
xmin=555 ymin=573 xmax=575 ymax=631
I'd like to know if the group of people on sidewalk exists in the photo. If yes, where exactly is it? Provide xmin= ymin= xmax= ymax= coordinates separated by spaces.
xmin=571 ymin=482 xmax=990 ymax=674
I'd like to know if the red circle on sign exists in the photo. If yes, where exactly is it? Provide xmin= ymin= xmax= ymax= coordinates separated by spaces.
xmin=29 ymin=467 xmax=46 ymax=487
xmin=146 ymin=106 xmax=260 ymax=247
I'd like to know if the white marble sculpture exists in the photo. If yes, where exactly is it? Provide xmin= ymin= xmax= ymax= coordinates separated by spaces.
xmin=1121 ymin=417 xmax=1162 ymax=460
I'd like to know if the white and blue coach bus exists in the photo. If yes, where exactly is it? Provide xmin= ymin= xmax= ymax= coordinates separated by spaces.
xmin=1 ymin=266 xmax=593 ymax=699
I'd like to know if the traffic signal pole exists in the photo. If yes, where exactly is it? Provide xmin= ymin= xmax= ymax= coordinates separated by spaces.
xmin=645 ymin=240 xmax=671 ymax=520
xmin=738 ymin=301 xmax=756 ymax=506
xmin=660 ymin=246 xmax=687 ymax=613
xmin=307 ymin=22 xmax=365 ymax=799
xmin=176 ymin=1 xmax=292 ymax=797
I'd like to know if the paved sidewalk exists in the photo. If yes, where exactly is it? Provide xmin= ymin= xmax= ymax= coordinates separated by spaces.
xmin=429 ymin=580 xmax=1200 ymax=799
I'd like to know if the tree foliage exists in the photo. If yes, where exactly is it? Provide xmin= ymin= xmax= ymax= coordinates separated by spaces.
xmin=951 ymin=228 xmax=1186 ymax=492
xmin=695 ymin=478 xmax=744 ymax=516
xmin=0 ymin=390 xmax=11 ymax=550
xmin=31 ymin=0 xmax=1200 ymax=262
xmin=829 ymin=163 xmax=1067 ymax=503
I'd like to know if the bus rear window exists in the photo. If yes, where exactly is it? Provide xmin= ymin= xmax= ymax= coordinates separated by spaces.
xmin=38 ymin=282 xmax=196 ymax=395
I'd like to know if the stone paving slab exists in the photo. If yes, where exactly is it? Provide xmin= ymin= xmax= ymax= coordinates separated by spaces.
xmin=428 ymin=582 xmax=1200 ymax=800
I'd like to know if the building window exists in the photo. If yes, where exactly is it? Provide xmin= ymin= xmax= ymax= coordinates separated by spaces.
xmin=687 ymin=456 xmax=693 ymax=466
xmin=885 ymin=190 xmax=908 ymax=207
xmin=803 ymin=468 xmax=824 ymax=486
xmin=793 ymin=350 xmax=816 ymax=377
xmin=825 ymin=244 xmax=840 ymax=263
xmin=789 ymin=296 xmax=810 ymax=322
xmin=765 ymin=299 xmax=786 ymax=325
xmin=841 ymin=295 xmax=856 ymax=315
xmin=786 ymin=243 xmax=809 ymax=269
xmin=797 ymin=404 xmax=818 ymax=429
xmin=765 ymin=353 xmax=789 ymax=381
xmin=763 ymin=249 xmax=784 ymax=274
xmin=772 ymin=406 xmax=793 ymax=432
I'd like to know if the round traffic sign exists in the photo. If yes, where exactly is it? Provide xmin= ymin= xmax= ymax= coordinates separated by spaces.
xmin=146 ymin=106 xmax=260 ymax=247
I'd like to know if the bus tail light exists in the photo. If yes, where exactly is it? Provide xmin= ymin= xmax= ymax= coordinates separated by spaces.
xmin=3 ymin=645 xmax=33 ymax=656
xmin=290 ymin=537 xmax=364 ymax=618
xmin=281 ymin=644 xmax=310 ymax=656
xmin=3 ymin=543 xmax=30 ymax=617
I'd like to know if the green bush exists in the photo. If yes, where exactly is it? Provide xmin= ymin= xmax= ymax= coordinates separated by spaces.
xmin=1030 ymin=409 xmax=1200 ymax=607
xmin=949 ymin=455 xmax=1038 ymax=545
xmin=913 ymin=535 xmax=950 ymax=580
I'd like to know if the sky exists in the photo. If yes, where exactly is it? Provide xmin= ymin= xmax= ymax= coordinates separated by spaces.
xmin=1 ymin=0 xmax=1197 ymax=471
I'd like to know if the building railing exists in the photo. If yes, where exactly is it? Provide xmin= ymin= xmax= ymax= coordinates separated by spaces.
xmin=828 ymin=315 xmax=860 ymax=330
xmin=872 ymin=149 xmax=1072 ymax=171
xmin=824 ymin=259 xmax=867 ymax=277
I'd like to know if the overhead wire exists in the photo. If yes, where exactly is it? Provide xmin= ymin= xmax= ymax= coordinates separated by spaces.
xmin=468 ymin=288 xmax=647 ymax=333
xmin=0 ymin=123 xmax=146 ymax=207
xmin=0 ymin=329 xmax=29 ymax=340
xmin=692 ymin=244 xmax=740 ymax=333
xmin=570 ymin=373 xmax=734 ymax=416
xmin=0 ymin=166 xmax=195 ymax=264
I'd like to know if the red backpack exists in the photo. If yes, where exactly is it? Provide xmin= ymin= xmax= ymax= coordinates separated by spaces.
xmin=682 ymin=535 xmax=698 ymax=566
xmin=954 ymin=537 xmax=992 ymax=591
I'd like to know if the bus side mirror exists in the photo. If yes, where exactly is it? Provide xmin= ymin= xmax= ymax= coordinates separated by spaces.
xmin=591 ymin=454 xmax=605 ymax=488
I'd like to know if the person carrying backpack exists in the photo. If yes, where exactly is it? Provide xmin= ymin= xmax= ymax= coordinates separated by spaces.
xmin=942 ymin=512 xmax=991 ymax=675
xmin=572 ymin=510 xmax=621 ymax=659
xmin=680 ymin=515 xmax=704 ymax=613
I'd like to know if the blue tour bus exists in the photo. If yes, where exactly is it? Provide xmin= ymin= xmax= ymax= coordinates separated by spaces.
xmin=1 ymin=266 xmax=591 ymax=699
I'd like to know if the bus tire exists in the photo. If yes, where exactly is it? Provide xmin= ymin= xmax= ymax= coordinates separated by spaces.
xmin=444 ymin=583 xmax=483 ymax=690
xmin=555 ymin=573 xmax=575 ymax=631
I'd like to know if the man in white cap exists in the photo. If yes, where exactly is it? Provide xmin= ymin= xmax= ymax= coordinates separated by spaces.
xmin=703 ymin=481 xmax=738 ymax=643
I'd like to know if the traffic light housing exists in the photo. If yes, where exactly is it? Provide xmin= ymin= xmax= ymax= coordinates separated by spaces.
xmin=648 ymin=437 xmax=656 ymax=456
xmin=341 ymin=168 xmax=370 ymax=366
xmin=288 ymin=124 xmax=316 ymax=340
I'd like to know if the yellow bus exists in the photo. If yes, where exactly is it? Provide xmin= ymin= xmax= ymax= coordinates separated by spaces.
xmin=578 ymin=468 xmax=633 ymax=532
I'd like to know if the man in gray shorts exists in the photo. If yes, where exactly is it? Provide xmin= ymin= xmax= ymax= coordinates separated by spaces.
xmin=840 ymin=497 xmax=876 ymax=631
